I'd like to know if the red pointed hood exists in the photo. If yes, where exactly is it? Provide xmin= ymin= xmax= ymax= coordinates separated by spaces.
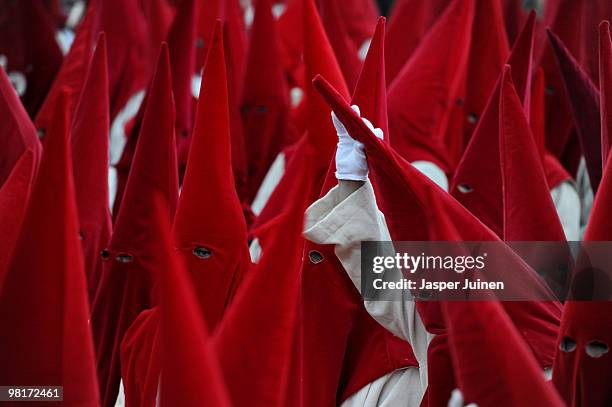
xmin=552 ymin=139 xmax=612 ymax=405
xmin=352 ymin=17 xmax=388 ymax=138
xmin=502 ymin=0 xmax=529 ymax=45
xmin=157 ymin=197 xmax=232 ymax=407
xmin=507 ymin=10 xmax=536 ymax=113
xmin=0 ymin=0 xmax=63 ymax=116
xmin=35 ymin=4 xmax=98 ymax=133
xmin=213 ymin=145 xmax=313 ymax=407
xmin=319 ymin=0 xmax=362 ymax=91
xmin=537 ymin=0 xmax=585 ymax=166
xmin=0 ymin=63 xmax=42 ymax=187
xmin=196 ymin=0 xmax=246 ymax=69
xmin=90 ymin=44 xmax=178 ymax=407
xmin=314 ymin=16 xmax=387 ymax=207
xmin=463 ymin=0 xmax=510 ymax=140
xmin=0 ymin=90 xmax=100 ymax=405
xmin=167 ymin=0 xmax=197 ymax=169
xmin=0 ymin=63 xmax=42 ymax=274
xmin=384 ymin=0 xmax=427 ymax=86
xmin=249 ymin=0 xmax=350 ymax=233
xmin=387 ymin=0 xmax=475 ymax=173
xmin=303 ymin=0 xmax=350 ymax=156
xmin=530 ymin=68 xmax=572 ymax=189
xmin=498 ymin=66 xmax=567 ymax=241
xmin=600 ymin=21 xmax=612 ymax=165
xmin=337 ymin=0 xmax=378 ymax=48
xmin=143 ymin=0 xmax=175 ymax=57
xmin=111 ymin=44 xmax=178 ymax=250
xmin=548 ymin=29 xmax=602 ymax=191
xmin=71 ymin=34 xmax=112 ymax=301
xmin=173 ymin=21 xmax=249 ymax=329
xmin=276 ymin=0 xmax=305 ymax=88
xmin=242 ymin=0 xmax=292 ymax=203
xmin=196 ymin=0 xmax=248 ymax=201
xmin=285 ymin=32 xmax=419 ymax=405
xmin=314 ymin=74 xmax=562 ymax=367
xmin=452 ymin=66 xmax=566 ymax=240
xmin=583 ymin=0 xmax=612 ymax=83
xmin=443 ymin=300 xmax=565 ymax=406
xmin=95 ymin=0 xmax=151 ymax=120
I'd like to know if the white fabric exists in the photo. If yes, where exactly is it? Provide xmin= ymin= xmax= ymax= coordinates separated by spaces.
xmin=447 ymin=389 xmax=478 ymax=407
xmin=550 ymin=181 xmax=581 ymax=241
xmin=251 ymin=151 xmax=286 ymax=215
xmin=333 ymin=105 xmax=384 ymax=182
xmin=249 ymin=238 xmax=262 ymax=264
xmin=55 ymin=28 xmax=75 ymax=55
xmin=412 ymin=161 xmax=449 ymax=192
xmin=113 ymin=380 xmax=125 ymax=407
xmin=304 ymin=180 xmax=431 ymax=406
xmin=576 ymin=157 xmax=593 ymax=238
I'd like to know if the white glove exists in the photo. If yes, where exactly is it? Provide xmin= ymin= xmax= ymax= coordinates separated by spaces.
xmin=332 ymin=105 xmax=384 ymax=181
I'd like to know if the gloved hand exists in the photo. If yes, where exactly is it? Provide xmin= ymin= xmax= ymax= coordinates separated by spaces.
xmin=332 ymin=105 xmax=383 ymax=181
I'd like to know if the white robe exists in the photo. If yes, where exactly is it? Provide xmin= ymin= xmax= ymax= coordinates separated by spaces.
xmin=304 ymin=180 xmax=432 ymax=407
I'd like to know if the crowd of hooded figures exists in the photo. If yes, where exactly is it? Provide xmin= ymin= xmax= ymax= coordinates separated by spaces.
xmin=0 ymin=0 xmax=611 ymax=406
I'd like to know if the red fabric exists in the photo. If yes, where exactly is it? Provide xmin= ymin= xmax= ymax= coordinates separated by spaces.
xmin=159 ymin=198 xmax=233 ymax=407
xmin=98 ymin=0 xmax=156 ymax=217
xmin=196 ymin=0 xmax=249 ymax=202
xmin=213 ymin=144 xmax=313 ymax=407
xmin=242 ymin=0 xmax=293 ymax=203
xmin=548 ymin=29 xmax=602 ymax=191
xmin=600 ymin=21 xmax=612 ymax=165
xmin=91 ymin=45 xmax=178 ymax=407
xmin=173 ymin=20 xmax=250 ymax=330
xmin=250 ymin=0 xmax=349 ymax=234
xmin=276 ymin=0 xmax=305 ymax=88
xmin=452 ymin=66 xmax=566 ymax=241
xmin=463 ymin=0 xmax=510 ymax=143
xmin=35 ymin=4 xmax=97 ymax=133
xmin=0 ymin=65 xmax=42 ymax=274
xmin=352 ymin=18 xmax=388 ymax=138
xmin=384 ymin=0 xmax=428 ymax=86
xmin=0 ymin=91 xmax=100 ymax=406
xmin=94 ymin=0 xmax=151 ymax=120
xmin=444 ymin=300 xmax=565 ymax=406
xmin=507 ymin=11 xmax=535 ymax=114
xmin=553 ymin=158 xmax=612 ymax=407
xmin=387 ymin=0 xmax=475 ymax=173
xmin=0 ymin=153 xmax=38 ymax=275
xmin=0 ymin=0 xmax=63 ymax=116
xmin=537 ymin=0 xmax=584 ymax=166
xmin=120 ymin=308 xmax=161 ymax=407
xmin=530 ymin=68 xmax=572 ymax=189
xmin=43 ymin=0 xmax=67 ymax=27
xmin=293 ymin=23 xmax=418 ymax=406
xmin=385 ymin=0 xmax=449 ymax=86
xmin=0 ymin=67 xmax=41 ymax=185
xmin=314 ymin=73 xmax=562 ymax=368
xmin=584 ymin=1 xmax=612 ymax=83
xmin=335 ymin=0 xmax=378 ymax=48
xmin=70 ymin=34 xmax=112 ymax=303
xmin=302 ymin=0 xmax=349 ymax=167
xmin=167 ymin=0 xmax=197 ymax=174
xmin=502 ymin=0 xmax=528 ymax=46
xmin=319 ymin=0 xmax=362 ymax=91
xmin=497 ymin=66 xmax=567 ymax=241
xmin=141 ymin=0 xmax=175 ymax=60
